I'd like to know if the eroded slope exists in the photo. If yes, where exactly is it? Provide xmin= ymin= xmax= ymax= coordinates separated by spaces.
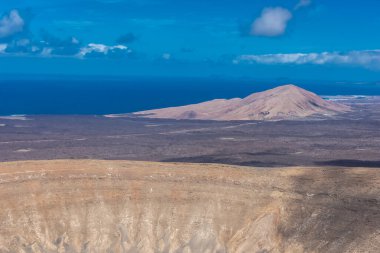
xmin=0 ymin=160 xmax=379 ymax=253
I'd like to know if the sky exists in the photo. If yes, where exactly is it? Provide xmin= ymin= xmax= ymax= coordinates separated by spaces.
xmin=1 ymin=0 xmax=380 ymax=81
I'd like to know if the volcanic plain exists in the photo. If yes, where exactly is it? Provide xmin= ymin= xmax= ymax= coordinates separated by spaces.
xmin=0 ymin=96 xmax=380 ymax=167
xmin=0 ymin=90 xmax=380 ymax=253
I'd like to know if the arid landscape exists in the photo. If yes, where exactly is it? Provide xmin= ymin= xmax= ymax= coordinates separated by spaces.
xmin=1 ymin=0 xmax=380 ymax=251
xmin=0 ymin=160 xmax=379 ymax=253
xmin=1 ymin=94 xmax=380 ymax=167
xmin=0 ymin=89 xmax=379 ymax=252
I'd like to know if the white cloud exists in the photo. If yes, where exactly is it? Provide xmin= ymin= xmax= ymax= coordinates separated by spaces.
xmin=162 ymin=53 xmax=171 ymax=60
xmin=16 ymin=38 xmax=30 ymax=46
xmin=0 ymin=43 xmax=7 ymax=53
xmin=0 ymin=10 xmax=25 ymax=38
xmin=234 ymin=50 xmax=380 ymax=69
xmin=295 ymin=0 xmax=312 ymax=10
xmin=251 ymin=7 xmax=292 ymax=37
xmin=41 ymin=47 xmax=53 ymax=57
xmin=0 ymin=39 xmax=133 ymax=59
xmin=78 ymin=43 xmax=128 ymax=58
xmin=31 ymin=46 xmax=39 ymax=52
xmin=71 ymin=37 xmax=79 ymax=44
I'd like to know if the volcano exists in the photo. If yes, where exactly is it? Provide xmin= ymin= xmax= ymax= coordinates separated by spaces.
xmin=134 ymin=84 xmax=351 ymax=121
xmin=0 ymin=160 xmax=378 ymax=252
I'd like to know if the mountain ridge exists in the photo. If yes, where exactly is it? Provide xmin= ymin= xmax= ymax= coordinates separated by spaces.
xmin=134 ymin=84 xmax=351 ymax=121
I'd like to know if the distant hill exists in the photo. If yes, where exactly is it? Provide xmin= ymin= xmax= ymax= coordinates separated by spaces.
xmin=134 ymin=84 xmax=351 ymax=121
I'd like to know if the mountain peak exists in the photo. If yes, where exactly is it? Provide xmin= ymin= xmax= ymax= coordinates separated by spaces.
xmin=275 ymin=84 xmax=299 ymax=89
xmin=135 ymin=84 xmax=351 ymax=121
xmin=262 ymin=84 xmax=306 ymax=94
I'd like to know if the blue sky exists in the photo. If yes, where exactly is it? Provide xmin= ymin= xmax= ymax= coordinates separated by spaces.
xmin=1 ymin=0 xmax=380 ymax=81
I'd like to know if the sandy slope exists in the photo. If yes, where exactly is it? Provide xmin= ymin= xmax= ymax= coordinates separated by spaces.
xmin=135 ymin=84 xmax=351 ymax=120
xmin=0 ymin=160 xmax=378 ymax=253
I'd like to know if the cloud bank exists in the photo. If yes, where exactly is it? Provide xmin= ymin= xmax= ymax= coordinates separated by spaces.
xmin=78 ymin=43 xmax=130 ymax=58
xmin=2 ymin=36 xmax=133 ymax=59
xmin=234 ymin=50 xmax=380 ymax=69
xmin=251 ymin=7 xmax=292 ymax=37
xmin=0 ymin=10 xmax=25 ymax=39
xmin=0 ymin=9 xmax=134 ymax=59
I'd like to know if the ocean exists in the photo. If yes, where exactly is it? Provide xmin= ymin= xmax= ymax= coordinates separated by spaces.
xmin=1 ymin=77 xmax=380 ymax=115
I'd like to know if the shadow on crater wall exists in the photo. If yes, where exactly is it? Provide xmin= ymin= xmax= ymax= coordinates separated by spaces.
xmin=281 ymin=168 xmax=380 ymax=252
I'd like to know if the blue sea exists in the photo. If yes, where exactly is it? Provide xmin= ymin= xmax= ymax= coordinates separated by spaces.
xmin=1 ymin=77 xmax=380 ymax=115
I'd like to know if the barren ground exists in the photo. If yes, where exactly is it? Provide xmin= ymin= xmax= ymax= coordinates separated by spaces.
xmin=0 ymin=160 xmax=379 ymax=253
xmin=0 ymin=97 xmax=379 ymax=252
xmin=0 ymin=97 xmax=380 ymax=167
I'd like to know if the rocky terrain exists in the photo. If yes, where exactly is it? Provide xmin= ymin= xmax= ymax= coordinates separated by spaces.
xmin=134 ymin=85 xmax=350 ymax=121
xmin=1 ymin=96 xmax=380 ymax=166
xmin=0 ymin=160 xmax=379 ymax=253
